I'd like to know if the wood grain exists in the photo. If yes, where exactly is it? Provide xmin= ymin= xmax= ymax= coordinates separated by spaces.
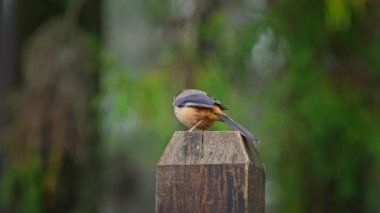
xmin=156 ymin=131 xmax=265 ymax=213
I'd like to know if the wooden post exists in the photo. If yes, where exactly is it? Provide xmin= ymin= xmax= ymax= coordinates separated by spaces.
xmin=156 ymin=131 xmax=265 ymax=213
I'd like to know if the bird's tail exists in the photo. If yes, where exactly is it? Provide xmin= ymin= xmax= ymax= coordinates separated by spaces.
xmin=215 ymin=113 xmax=259 ymax=143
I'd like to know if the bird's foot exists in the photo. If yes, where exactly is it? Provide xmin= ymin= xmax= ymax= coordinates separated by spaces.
xmin=188 ymin=120 xmax=203 ymax=132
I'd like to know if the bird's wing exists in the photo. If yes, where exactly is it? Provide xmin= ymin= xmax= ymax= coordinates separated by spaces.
xmin=174 ymin=93 xmax=228 ymax=110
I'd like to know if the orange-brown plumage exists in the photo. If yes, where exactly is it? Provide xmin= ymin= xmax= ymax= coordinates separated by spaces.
xmin=174 ymin=105 xmax=224 ymax=130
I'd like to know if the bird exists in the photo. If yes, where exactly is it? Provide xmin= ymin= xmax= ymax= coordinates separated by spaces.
xmin=173 ymin=89 xmax=259 ymax=143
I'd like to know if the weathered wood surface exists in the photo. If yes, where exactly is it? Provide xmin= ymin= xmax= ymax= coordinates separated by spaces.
xmin=156 ymin=131 xmax=265 ymax=213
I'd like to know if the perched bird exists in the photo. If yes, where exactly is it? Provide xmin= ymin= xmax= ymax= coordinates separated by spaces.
xmin=173 ymin=89 xmax=259 ymax=143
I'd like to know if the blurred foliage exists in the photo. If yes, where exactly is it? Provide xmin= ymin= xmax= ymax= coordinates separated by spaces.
xmin=264 ymin=0 xmax=380 ymax=211
xmin=101 ymin=0 xmax=380 ymax=212
xmin=2 ymin=0 xmax=380 ymax=212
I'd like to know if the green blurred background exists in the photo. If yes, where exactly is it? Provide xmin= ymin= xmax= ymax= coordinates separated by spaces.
xmin=1 ymin=0 xmax=380 ymax=212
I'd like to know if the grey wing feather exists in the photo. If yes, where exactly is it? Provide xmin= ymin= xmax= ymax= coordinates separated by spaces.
xmin=174 ymin=90 xmax=228 ymax=109
xmin=183 ymin=102 xmax=215 ymax=108
xmin=173 ymin=89 xmax=227 ymax=110
xmin=174 ymin=93 xmax=215 ymax=108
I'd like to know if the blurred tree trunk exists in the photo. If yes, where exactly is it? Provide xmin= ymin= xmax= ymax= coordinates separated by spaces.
xmin=0 ymin=0 xmax=101 ymax=212
xmin=0 ymin=1 xmax=18 ymax=212
xmin=164 ymin=0 xmax=221 ymax=87
xmin=0 ymin=0 xmax=18 ymax=127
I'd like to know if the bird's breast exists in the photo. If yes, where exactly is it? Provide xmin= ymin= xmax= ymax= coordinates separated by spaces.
xmin=174 ymin=106 xmax=222 ymax=130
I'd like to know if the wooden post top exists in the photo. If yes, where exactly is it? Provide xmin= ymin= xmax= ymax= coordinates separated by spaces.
xmin=156 ymin=131 xmax=266 ymax=213
xmin=158 ymin=131 xmax=263 ymax=167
